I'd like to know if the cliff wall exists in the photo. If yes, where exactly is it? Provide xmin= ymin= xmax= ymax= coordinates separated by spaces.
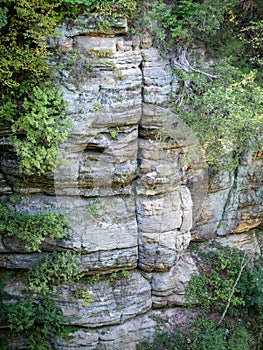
xmin=0 ymin=15 xmax=262 ymax=349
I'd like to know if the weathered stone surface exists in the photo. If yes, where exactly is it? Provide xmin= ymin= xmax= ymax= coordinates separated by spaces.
xmin=75 ymin=37 xmax=117 ymax=54
xmin=215 ymin=231 xmax=261 ymax=254
xmin=54 ymin=270 xmax=151 ymax=327
xmin=79 ymin=248 xmax=138 ymax=273
xmin=151 ymin=254 xmax=198 ymax=307
xmin=54 ymin=329 xmax=99 ymax=350
xmin=191 ymin=187 xmax=233 ymax=241
xmin=57 ymin=15 xmax=128 ymax=38
xmin=141 ymin=48 xmax=173 ymax=105
xmin=0 ymin=248 xmax=138 ymax=273
xmin=216 ymin=155 xmax=263 ymax=235
xmin=96 ymin=314 xmax=155 ymax=350
xmin=1 ymin=12 xmax=262 ymax=350
xmin=136 ymin=139 xmax=182 ymax=196
xmin=137 ymin=187 xmax=192 ymax=271
xmin=0 ymin=253 xmax=45 ymax=268
xmin=0 ymin=146 xmax=54 ymax=194
xmin=192 ymin=152 xmax=263 ymax=242
xmin=54 ymin=312 xmax=156 ymax=350
xmin=0 ymin=171 xmax=12 ymax=195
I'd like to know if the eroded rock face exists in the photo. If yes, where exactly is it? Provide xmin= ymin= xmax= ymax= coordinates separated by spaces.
xmin=0 ymin=14 xmax=262 ymax=350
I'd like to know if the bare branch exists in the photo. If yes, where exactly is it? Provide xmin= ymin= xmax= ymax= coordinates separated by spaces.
xmin=217 ymin=252 xmax=251 ymax=327
xmin=173 ymin=49 xmax=218 ymax=79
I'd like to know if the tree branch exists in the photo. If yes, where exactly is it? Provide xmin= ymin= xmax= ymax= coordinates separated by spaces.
xmin=173 ymin=49 xmax=218 ymax=79
xmin=217 ymin=252 xmax=251 ymax=327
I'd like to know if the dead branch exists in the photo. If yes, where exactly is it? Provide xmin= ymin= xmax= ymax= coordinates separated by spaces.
xmin=173 ymin=49 xmax=218 ymax=80
xmin=217 ymin=252 xmax=251 ymax=327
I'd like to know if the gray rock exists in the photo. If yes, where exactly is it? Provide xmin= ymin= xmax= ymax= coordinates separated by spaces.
xmin=55 ymin=270 xmax=152 ymax=327
xmin=151 ymin=254 xmax=198 ymax=307
xmin=57 ymin=15 xmax=128 ymax=38
xmin=54 ymin=312 xmax=156 ymax=350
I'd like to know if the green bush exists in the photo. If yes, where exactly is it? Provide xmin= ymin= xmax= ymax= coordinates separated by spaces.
xmin=185 ymin=248 xmax=246 ymax=314
xmin=175 ymin=65 xmax=263 ymax=170
xmin=190 ymin=320 xmax=250 ymax=350
xmin=0 ymin=0 xmax=140 ymax=176
xmin=1 ymin=295 xmax=65 ymax=349
xmin=138 ymin=247 xmax=263 ymax=350
xmin=11 ymin=85 xmax=69 ymax=175
xmin=28 ymin=251 xmax=82 ymax=296
xmin=146 ymin=0 xmax=239 ymax=46
xmin=138 ymin=320 xmax=250 ymax=350
xmin=146 ymin=1 xmax=263 ymax=172
xmin=0 ymin=202 xmax=68 ymax=251
xmin=0 ymin=250 xmax=82 ymax=349
xmin=0 ymin=0 xmax=67 ymax=176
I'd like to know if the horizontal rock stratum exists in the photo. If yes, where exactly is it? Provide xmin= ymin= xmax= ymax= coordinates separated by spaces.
xmin=0 ymin=13 xmax=262 ymax=350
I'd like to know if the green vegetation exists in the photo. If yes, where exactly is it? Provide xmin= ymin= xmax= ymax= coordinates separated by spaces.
xmin=0 ymin=202 xmax=68 ymax=251
xmin=147 ymin=0 xmax=263 ymax=171
xmin=0 ymin=0 xmax=68 ymax=176
xmin=1 ymin=0 xmax=262 ymax=348
xmin=74 ymin=288 xmax=94 ymax=306
xmin=174 ymin=64 xmax=263 ymax=170
xmin=0 ymin=0 xmax=138 ymax=176
xmin=0 ymin=200 xmax=82 ymax=347
xmin=186 ymin=248 xmax=248 ymax=315
xmin=28 ymin=251 xmax=82 ymax=296
xmin=81 ymin=0 xmax=138 ymax=21
xmin=147 ymin=0 xmax=239 ymax=46
xmin=139 ymin=247 xmax=263 ymax=350
xmin=121 ymin=269 xmax=131 ymax=279
xmin=1 ymin=295 xmax=65 ymax=350
xmin=146 ymin=0 xmax=262 ymax=61
xmin=86 ymin=199 xmax=101 ymax=216
xmin=0 ymin=249 xmax=82 ymax=349
xmin=93 ymin=101 xmax=101 ymax=112
xmin=110 ymin=129 xmax=119 ymax=140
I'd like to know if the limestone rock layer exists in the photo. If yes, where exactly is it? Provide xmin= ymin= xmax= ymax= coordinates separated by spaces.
xmin=0 ymin=15 xmax=262 ymax=349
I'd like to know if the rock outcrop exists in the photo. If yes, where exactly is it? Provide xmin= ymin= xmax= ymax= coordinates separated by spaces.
xmin=0 ymin=14 xmax=262 ymax=349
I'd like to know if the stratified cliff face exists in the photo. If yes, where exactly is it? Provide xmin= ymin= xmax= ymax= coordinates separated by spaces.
xmin=0 ymin=16 xmax=262 ymax=349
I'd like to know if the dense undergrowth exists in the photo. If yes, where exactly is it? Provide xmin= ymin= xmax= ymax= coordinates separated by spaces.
xmin=0 ymin=196 xmax=81 ymax=348
xmin=147 ymin=0 xmax=263 ymax=171
xmin=138 ymin=246 xmax=263 ymax=350
xmin=0 ymin=250 xmax=82 ymax=349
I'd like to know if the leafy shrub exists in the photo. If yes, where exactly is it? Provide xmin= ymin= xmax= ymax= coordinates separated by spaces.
xmin=138 ymin=247 xmax=263 ymax=350
xmin=0 ymin=250 xmax=82 ymax=349
xmin=146 ymin=1 xmax=263 ymax=172
xmin=0 ymin=202 xmax=68 ymax=251
xmin=138 ymin=319 xmax=250 ymax=350
xmin=173 ymin=62 xmax=263 ymax=171
xmin=0 ymin=0 xmax=140 ymax=176
xmin=146 ymin=0 xmax=239 ymax=46
xmin=185 ymin=248 xmax=246 ymax=314
xmin=60 ymin=0 xmax=138 ymax=17
xmin=1 ymin=295 xmax=65 ymax=349
xmin=0 ymin=0 xmax=68 ymax=176
xmin=186 ymin=247 xmax=263 ymax=349
xmin=11 ymin=85 xmax=69 ymax=175
xmin=190 ymin=319 xmax=250 ymax=350
xmin=27 ymin=251 xmax=82 ymax=296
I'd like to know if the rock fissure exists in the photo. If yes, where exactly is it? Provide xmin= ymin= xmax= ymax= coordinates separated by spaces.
xmin=216 ymin=166 xmax=239 ymax=237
